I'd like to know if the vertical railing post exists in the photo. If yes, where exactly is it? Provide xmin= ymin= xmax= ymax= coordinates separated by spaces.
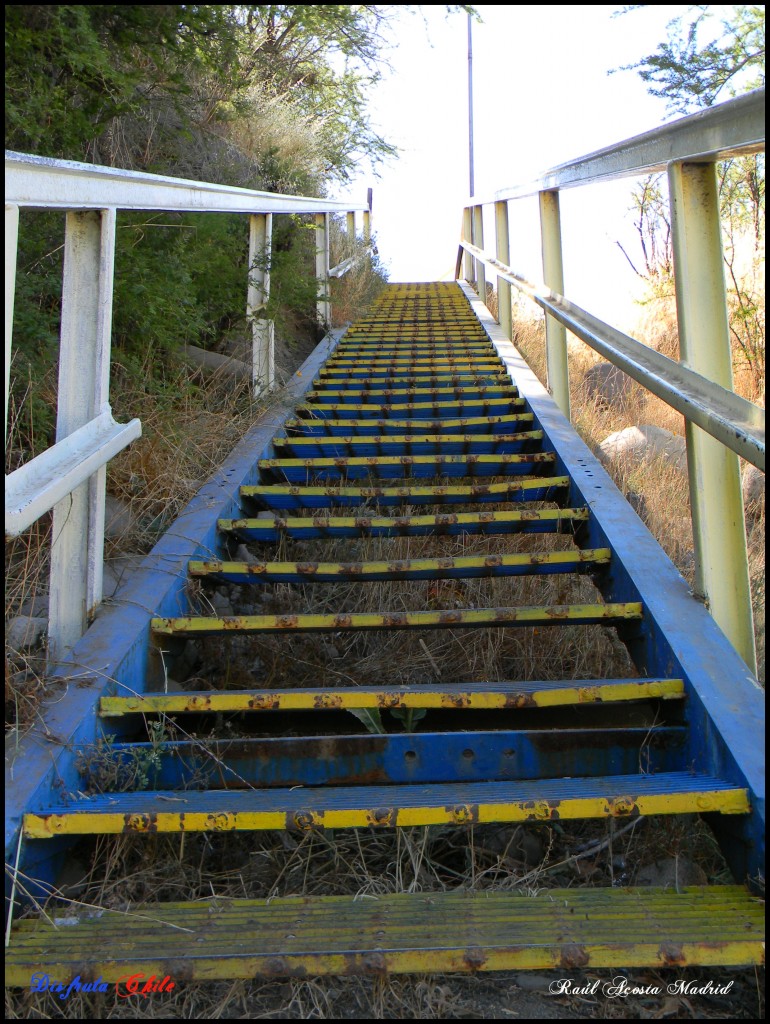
xmin=462 ymin=206 xmax=475 ymax=282
xmin=346 ymin=211 xmax=356 ymax=250
xmin=494 ymin=200 xmax=512 ymax=341
xmin=248 ymin=212 xmax=274 ymax=395
xmin=473 ymin=204 xmax=486 ymax=305
xmin=668 ymin=161 xmax=756 ymax=674
xmin=49 ymin=208 xmax=116 ymax=664
xmin=539 ymin=190 xmax=570 ymax=418
xmin=363 ymin=189 xmax=373 ymax=246
xmin=5 ymin=203 xmax=19 ymax=443
xmin=315 ymin=212 xmax=331 ymax=329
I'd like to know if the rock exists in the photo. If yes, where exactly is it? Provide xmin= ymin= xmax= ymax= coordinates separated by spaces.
xmin=210 ymin=590 xmax=233 ymax=616
xmin=583 ymin=362 xmax=634 ymax=407
xmin=7 ymin=616 xmax=48 ymax=651
xmin=104 ymin=494 xmax=137 ymax=541
xmin=236 ymin=544 xmax=259 ymax=565
xmin=599 ymin=425 xmax=687 ymax=473
xmin=635 ymin=856 xmax=707 ymax=889
xmin=742 ymin=464 xmax=764 ymax=513
xmin=19 ymin=594 xmax=49 ymax=617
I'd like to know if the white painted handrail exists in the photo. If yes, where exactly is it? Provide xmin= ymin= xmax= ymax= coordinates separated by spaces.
xmin=6 ymin=404 xmax=141 ymax=536
xmin=6 ymin=152 xmax=372 ymax=663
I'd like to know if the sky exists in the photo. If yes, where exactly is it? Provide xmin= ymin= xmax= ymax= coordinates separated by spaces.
xmin=340 ymin=4 xmax=736 ymax=331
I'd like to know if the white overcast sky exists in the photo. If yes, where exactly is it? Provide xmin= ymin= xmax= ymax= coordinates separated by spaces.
xmin=341 ymin=4 xmax=737 ymax=331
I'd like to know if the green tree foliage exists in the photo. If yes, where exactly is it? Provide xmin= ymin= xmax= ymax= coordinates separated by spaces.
xmin=6 ymin=5 xmax=475 ymax=456
xmin=616 ymin=4 xmax=764 ymax=113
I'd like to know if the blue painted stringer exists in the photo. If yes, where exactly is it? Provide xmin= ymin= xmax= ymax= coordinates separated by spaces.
xmin=5 ymin=282 xmax=764 ymax=980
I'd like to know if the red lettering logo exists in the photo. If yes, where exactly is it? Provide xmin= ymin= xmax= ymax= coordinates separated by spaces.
xmin=115 ymin=974 xmax=176 ymax=998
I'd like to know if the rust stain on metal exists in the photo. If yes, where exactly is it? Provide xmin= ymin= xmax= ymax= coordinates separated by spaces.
xmin=439 ymin=610 xmax=462 ymax=624
xmin=504 ymin=692 xmax=537 ymax=709
xmin=577 ymin=686 xmax=601 ymax=703
xmin=451 ymin=804 xmax=479 ymax=824
xmin=484 ymin=555 xmax=502 ymax=568
xmin=560 ymin=944 xmax=590 ymax=969
xmin=205 ymin=812 xmax=235 ymax=831
xmin=659 ymin=943 xmax=687 ymax=966
xmin=249 ymin=695 xmax=281 ymax=710
xmin=334 ymin=614 xmax=353 ymax=628
xmin=447 ymin=692 xmax=471 ymax=708
xmin=607 ymin=796 xmax=639 ymax=817
xmin=297 ymin=562 xmax=318 ymax=575
xmin=123 ymin=813 xmax=156 ymax=833
xmin=366 ymin=806 xmax=396 ymax=826
xmin=276 ymin=615 xmax=299 ymax=628
xmin=247 ymin=563 xmax=268 ymax=575
xmin=464 ymin=947 xmax=487 ymax=971
xmin=313 ymin=693 xmax=343 ymax=709
xmin=383 ymin=612 xmax=407 ymax=627
xmin=291 ymin=811 xmax=318 ymax=831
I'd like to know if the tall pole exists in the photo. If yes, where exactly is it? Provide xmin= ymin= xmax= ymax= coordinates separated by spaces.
xmin=468 ymin=14 xmax=475 ymax=199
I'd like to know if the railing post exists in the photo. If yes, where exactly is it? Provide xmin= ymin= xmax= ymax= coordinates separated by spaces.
xmin=462 ymin=206 xmax=475 ymax=282
xmin=5 ymin=203 xmax=19 ymax=443
xmin=668 ymin=160 xmax=756 ymax=674
xmin=494 ymin=200 xmax=512 ymax=340
xmin=248 ymin=212 xmax=274 ymax=395
xmin=49 ymin=208 xmax=116 ymax=664
xmin=539 ymin=190 xmax=570 ymax=418
xmin=346 ymin=211 xmax=356 ymax=247
xmin=363 ymin=189 xmax=372 ymax=246
xmin=473 ymin=205 xmax=486 ymax=306
xmin=315 ymin=212 xmax=331 ymax=329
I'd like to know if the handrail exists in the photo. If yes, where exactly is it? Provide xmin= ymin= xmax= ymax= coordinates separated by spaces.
xmin=5 ymin=151 xmax=369 ymax=215
xmin=6 ymin=151 xmax=372 ymax=664
xmin=458 ymin=88 xmax=765 ymax=675
xmin=470 ymin=88 xmax=765 ymax=203
xmin=459 ymin=241 xmax=765 ymax=471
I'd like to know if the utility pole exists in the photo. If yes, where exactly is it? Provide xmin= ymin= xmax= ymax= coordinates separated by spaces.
xmin=468 ymin=13 xmax=475 ymax=198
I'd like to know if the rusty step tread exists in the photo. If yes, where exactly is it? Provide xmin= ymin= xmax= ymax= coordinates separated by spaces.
xmin=219 ymin=508 xmax=588 ymax=538
xmin=273 ymin=431 xmax=544 ymax=454
xmin=100 ymin=678 xmax=686 ymax=716
xmin=284 ymin=413 xmax=534 ymax=436
xmin=151 ymin=603 xmax=644 ymax=637
xmin=257 ymin=452 xmax=557 ymax=482
xmin=188 ymin=549 xmax=611 ymax=584
xmin=23 ymin=773 xmax=749 ymax=839
xmin=297 ymin=398 xmax=525 ymax=418
xmin=8 ymin=886 xmax=762 ymax=981
xmin=307 ymin=385 xmax=517 ymax=398
xmin=239 ymin=478 xmax=570 ymax=509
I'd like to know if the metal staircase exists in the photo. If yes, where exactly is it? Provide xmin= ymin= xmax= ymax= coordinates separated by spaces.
xmin=5 ymin=282 xmax=764 ymax=983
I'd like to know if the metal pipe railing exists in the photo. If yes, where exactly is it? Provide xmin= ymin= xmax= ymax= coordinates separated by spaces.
xmin=5 ymin=151 xmax=371 ymax=663
xmin=457 ymin=89 xmax=765 ymax=675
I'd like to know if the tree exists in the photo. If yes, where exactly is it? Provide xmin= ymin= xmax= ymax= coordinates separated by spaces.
xmin=615 ymin=6 xmax=765 ymax=392
xmin=616 ymin=4 xmax=764 ymax=113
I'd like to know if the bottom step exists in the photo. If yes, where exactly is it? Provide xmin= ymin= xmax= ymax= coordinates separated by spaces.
xmin=6 ymin=887 xmax=763 ymax=982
